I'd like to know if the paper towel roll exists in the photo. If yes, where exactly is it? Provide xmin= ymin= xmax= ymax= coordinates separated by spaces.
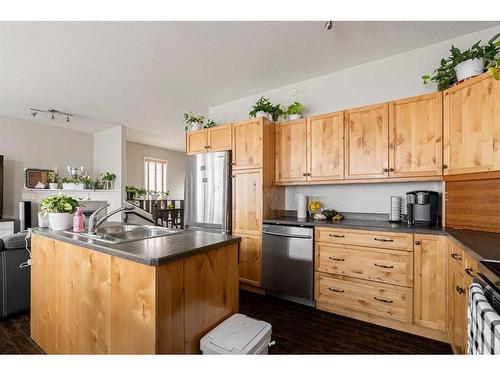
xmin=297 ymin=194 xmax=308 ymax=219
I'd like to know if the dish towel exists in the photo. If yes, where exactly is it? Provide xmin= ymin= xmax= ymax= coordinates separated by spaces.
xmin=468 ymin=282 xmax=500 ymax=354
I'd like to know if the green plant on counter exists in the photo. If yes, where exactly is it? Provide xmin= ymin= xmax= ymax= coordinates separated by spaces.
xmin=422 ymin=32 xmax=500 ymax=90
xmin=47 ymin=171 xmax=60 ymax=184
xmin=183 ymin=112 xmax=206 ymax=131
xmin=126 ymin=185 xmax=147 ymax=197
xmin=285 ymin=102 xmax=307 ymax=116
xmin=40 ymin=194 xmax=79 ymax=214
xmin=249 ymin=96 xmax=274 ymax=118
xmin=77 ymin=174 xmax=93 ymax=188
xmin=100 ymin=172 xmax=116 ymax=182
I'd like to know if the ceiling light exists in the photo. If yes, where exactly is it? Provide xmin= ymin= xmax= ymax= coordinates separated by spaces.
xmin=28 ymin=108 xmax=74 ymax=124
xmin=66 ymin=116 xmax=70 ymax=123
xmin=31 ymin=112 xmax=37 ymax=117
xmin=51 ymin=113 xmax=55 ymax=120
xmin=324 ymin=21 xmax=333 ymax=30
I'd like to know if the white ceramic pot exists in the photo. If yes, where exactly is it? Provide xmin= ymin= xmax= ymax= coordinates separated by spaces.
xmin=49 ymin=183 xmax=59 ymax=190
xmin=190 ymin=122 xmax=203 ymax=131
xmin=455 ymin=58 xmax=484 ymax=82
xmin=288 ymin=114 xmax=302 ymax=120
xmin=62 ymin=183 xmax=85 ymax=190
xmin=255 ymin=111 xmax=272 ymax=120
xmin=48 ymin=212 xmax=74 ymax=231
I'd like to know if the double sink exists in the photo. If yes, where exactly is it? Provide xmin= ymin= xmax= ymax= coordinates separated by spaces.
xmin=64 ymin=222 xmax=182 ymax=244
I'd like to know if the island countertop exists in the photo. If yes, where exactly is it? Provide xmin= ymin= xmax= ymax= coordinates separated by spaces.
xmin=32 ymin=226 xmax=240 ymax=266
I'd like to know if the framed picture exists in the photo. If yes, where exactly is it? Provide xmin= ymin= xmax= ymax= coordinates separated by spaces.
xmin=24 ymin=168 xmax=53 ymax=189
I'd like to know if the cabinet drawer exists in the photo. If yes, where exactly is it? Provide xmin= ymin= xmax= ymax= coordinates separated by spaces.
xmin=315 ymin=243 xmax=413 ymax=287
xmin=315 ymin=272 xmax=413 ymax=322
xmin=315 ymin=227 xmax=413 ymax=251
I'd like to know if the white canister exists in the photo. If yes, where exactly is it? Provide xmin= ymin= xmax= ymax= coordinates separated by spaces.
xmin=48 ymin=213 xmax=75 ymax=231
xmin=455 ymin=58 xmax=484 ymax=82
xmin=389 ymin=196 xmax=402 ymax=222
xmin=297 ymin=194 xmax=308 ymax=219
xmin=38 ymin=212 xmax=50 ymax=228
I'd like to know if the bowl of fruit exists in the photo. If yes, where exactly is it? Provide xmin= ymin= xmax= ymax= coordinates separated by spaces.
xmin=308 ymin=199 xmax=323 ymax=216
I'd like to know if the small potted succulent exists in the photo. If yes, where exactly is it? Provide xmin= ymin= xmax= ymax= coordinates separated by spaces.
xmin=47 ymin=171 xmax=60 ymax=190
xmin=285 ymin=102 xmax=307 ymax=120
xmin=184 ymin=112 xmax=205 ymax=132
xmin=100 ymin=172 xmax=116 ymax=190
xmin=422 ymin=32 xmax=500 ymax=90
xmin=249 ymin=96 xmax=274 ymax=120
xmin=40 ymin=194 xmax=79 ymax=231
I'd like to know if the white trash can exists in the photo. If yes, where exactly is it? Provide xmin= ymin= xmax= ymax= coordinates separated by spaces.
xmin=200 ymin=313 xmax=272 ymax=354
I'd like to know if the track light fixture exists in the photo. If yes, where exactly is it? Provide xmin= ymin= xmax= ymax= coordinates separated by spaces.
xmin=29 ymin=108 xmax=74 ymax=124
xmin=324 ymin=21 xmax=333 ymax=30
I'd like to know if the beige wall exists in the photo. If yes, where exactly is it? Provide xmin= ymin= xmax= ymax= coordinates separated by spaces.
xmin=126 ymin=141 xmax=185 ymax=199
xmin=0 ymin=115 xmax=94 ymax=225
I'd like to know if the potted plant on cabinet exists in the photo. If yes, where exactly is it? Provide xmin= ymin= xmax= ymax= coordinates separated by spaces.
xmin=184 ymin=112 xmax=205 ymax=132
xmin=285 ymin=102 xmax=307 ymax=120
xmin=100 ymin=172 xmax=116 ymax=190
xmin=422 ymin=32 xmax=500 ymax=90
xmin=249 ymin=96 xmax=274 ymax=120
xmin=40 ymin=194 xmax=79 ymax=231
xmin=204 ymin=119 xmax=216 ymax=128
xmin=47 ymin=171 xmax=60 ymax=190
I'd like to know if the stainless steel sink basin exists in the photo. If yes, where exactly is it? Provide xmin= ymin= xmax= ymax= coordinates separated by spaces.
xmin=64 ymin=223 xmax=182 ymax=244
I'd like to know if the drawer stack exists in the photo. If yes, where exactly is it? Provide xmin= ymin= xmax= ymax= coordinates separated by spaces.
xmin=315 ymin=227 xmax=414 ymax=323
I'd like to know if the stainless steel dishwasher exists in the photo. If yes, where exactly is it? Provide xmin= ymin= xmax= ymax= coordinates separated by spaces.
xmin=262 ymin=223 xmax=314 ymax=306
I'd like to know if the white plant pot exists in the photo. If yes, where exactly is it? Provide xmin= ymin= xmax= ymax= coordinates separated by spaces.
xmin=455 ymin=58 xmax=484 ymax=82
xmin=190 ymin=122 xmax=203 ymax=131
xmin=255 ymin=111 xmax=271 ymax=120
xmin=62 ymin=183 xmax=85 ymax=190
xmin=49 ymin=183 xmax=59 ymax=190
xmin=288 ymin=114 xmax=302 ymax=120
xmin=48 ymin=212 xmax=74 ymax=231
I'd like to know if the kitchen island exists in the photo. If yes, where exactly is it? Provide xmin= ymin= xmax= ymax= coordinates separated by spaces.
xmin=30 ymin=226 xmax=240 ymax=354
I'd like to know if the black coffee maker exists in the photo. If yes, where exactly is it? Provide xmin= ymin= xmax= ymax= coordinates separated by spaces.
xmin=406 ymin=191 xmax=439 ymax=226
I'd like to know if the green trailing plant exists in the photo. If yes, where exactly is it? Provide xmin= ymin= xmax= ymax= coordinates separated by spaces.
xmin=183 ymin=111 xmax=205 ymax=131
xmin=249 ymin=96 xmax=274 ymax=118
xmin=422 ymin=32 xmax=500 ymax=90
xmin=286 ymin=102 xmax=307 ymax=116
xmin=40 ymin=194 xmax=79 ymax=214
xmin=100 ymin=172 xmax=116 ymax=182
xmin=204 ymin=119 xmax=216 ymax=128
xmin=271 ymin=104 xmax=286 ymax=121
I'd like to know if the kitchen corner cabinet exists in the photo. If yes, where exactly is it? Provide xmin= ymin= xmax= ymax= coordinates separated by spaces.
xmin=344 ymin=102 xmax=389 ymax=180
xmin=443 ymin=73 xmax=500 ymax=175
xmin=389 ymin=93 xmax=443 ymax=178
xmin=413 ymin=234 xmax=447 ymax=332
xmin=275 ymin=119 xmax=307 ymax=183
xmin=186 ymin=123 xmax=232 ymax=155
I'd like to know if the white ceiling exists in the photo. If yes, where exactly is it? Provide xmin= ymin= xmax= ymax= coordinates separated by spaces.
xmin=1 ymin=21 xmax=498 ymax=151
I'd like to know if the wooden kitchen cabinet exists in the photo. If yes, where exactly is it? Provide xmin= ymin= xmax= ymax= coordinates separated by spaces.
xmin=389 ymin=93 xmax=443 ymax=178
xmin=307 ymin=111 xmax=344 ymax=182
xmin=413 ymin=234 xmax=447 ymax=332
xmin=275 ymin=118 xmax=308 ymax=183
xmin=344 ymin=102 xmax=389 ymax=180
xmin=449 ymin=256 xmax=468 ymax=354
xmin=186 ymin=124 xmax=232 ymax=155
xmin=238 ymin=234 xmax=262 ymax=286
xmin=443 ymin=73 xmax=500 ymax=175
xmin=232 ymin=169 xmax=263 ymax=236
xmin=232 ymin=118 xmax=268 ymax=170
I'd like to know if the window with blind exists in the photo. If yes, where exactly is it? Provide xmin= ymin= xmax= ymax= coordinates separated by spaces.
xmin=144 ymin=157 xmax=168 ymax=193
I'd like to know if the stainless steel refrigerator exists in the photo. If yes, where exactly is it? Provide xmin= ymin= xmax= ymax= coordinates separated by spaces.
xmin=184 ymin=151 xmax=232 ymax=234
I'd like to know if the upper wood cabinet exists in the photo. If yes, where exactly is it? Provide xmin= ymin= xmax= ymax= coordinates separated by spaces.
xmin=308 ymin=111 xmax=344 ymax=181
xmin=443 ymin=73 xmax=500 ymax=175
xmin=344 ymin=103 xmax=389 ymax=180
xmin=413 ymin=234 xmax=447 ymax=332
xmin=186 ymin=124 xmax=232 ymax=155
xmin=275 ymin=119 xmax=307 ymax=183
xmin=232 ymin=118 xmax=267 ymax=170
xmin=389 ymin=93 xmax=443 ymax=178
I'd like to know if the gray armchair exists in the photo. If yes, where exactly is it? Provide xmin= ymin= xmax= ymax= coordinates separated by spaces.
xmin=0 ymin=232 xmax=31 ymax=318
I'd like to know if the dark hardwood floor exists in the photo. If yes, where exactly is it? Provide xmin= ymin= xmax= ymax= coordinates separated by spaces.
xmin=0 ymin=290 xmax=452 ymax=354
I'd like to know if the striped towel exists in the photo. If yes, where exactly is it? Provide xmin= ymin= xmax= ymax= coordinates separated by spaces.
xmin=468 ymin=281 xmax=500 ymax=354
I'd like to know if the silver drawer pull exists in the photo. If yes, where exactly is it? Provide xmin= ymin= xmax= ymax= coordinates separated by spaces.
xmin=374 ymin=238 xmax=394 ymax=242
xmin=374 ymin=263 xmax=394 ymax=269
xmin=328 ymin=257 xmax=345 ymax=262
xmin=329 ymin=234 xmax=345 ymax=238
xmin=328 ymin=288 xmax=344 ymax=293
xmin=374 ymin=297 xmax=393 ymax=304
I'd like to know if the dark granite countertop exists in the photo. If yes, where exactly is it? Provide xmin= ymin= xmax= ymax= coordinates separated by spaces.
xmin=263 ymin=216 xmax=500 ymax=262
xmin=32 ymin=226 xmax=240 ymax=266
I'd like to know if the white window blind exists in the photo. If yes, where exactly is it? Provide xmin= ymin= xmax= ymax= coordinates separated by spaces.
xmin=143 ymin=157 xmax=168 ymax=193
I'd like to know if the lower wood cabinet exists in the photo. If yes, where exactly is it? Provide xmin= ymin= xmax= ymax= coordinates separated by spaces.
xmin=236 ymin=234 xmax=262 ymax=286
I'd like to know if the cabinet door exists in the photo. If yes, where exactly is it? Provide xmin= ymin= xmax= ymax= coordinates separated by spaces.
xmin=443 ymin=73 xmax=500 ymax=175
xmin=186 ymin=130 xmax=207 ymax=155
xmin=232 ymin=169 xmax=262 ymax=236
xmin=237 ymin=234 xmax=262 ymax=286
xmin=307 ymin=111 xmax=344 ymax=181
xmin=232 ymin=119 xmax=263 ymax=170
xmin=389 ymin=93 xmax=443 ymax=177
xmin=344 ymin=103 xmax=389 ymax=179
xmin=413 ymin=235 xmax=447 ymax=332
xmin=275 ymin=119 xmax=307 ymax=183
xmin=450 ymin=263 xmax=467 ymax=354
xmin=207 ymin=123 xmax=232 ymax=152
